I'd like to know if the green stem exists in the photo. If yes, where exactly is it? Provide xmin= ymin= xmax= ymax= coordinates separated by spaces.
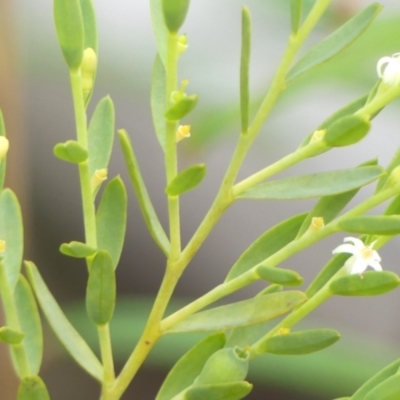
xmin=108 ymin=261 xmax=183 ymax=399
xmin=165 ymin=33 xmax=181 ymax=261
xmin=99 ymin=324 xmax=115 ymax=392
xmin=0 ymin=263 xmax=30 ymax=377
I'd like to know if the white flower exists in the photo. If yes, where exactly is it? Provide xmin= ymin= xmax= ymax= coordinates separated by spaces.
xmin=332 ymin=237 xmax=382 ymax=275
xmin=377 ymin=53 xmax=400 ymax=86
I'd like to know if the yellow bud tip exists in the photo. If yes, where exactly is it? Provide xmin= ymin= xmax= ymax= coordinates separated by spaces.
xmin=0 ymin=240 xmax=6 ymax=252
xmin=91 ymin=168 xmax=108 ymax=192
xmin=310 ymin=217 xmax=325 ymax=232
xmin=0 ymin=136 xmax=9 ymax=161
xmin=177 ymin=34 xmax=188 ymax=55
xmin=176 ymin=125 xmax=191 ymax=142
xmin=310 ymin=129 xmax=325 ymax=143
xmin=81 ymin=48 xmax=97 ymax=95
xmin=276 ymin=327 xmax=290 ymax=336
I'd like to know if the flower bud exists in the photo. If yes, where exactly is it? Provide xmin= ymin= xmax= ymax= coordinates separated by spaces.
xmin=177 ymin=34 xmax=188 ymax=56
xmin=194 ymin=347 xmax=249 ymax=386
xmin=176 ymin=125 xmax=191 ymax=142
xmin=91 ymin=168 xmax=107 ymax=196
xmin=0 ymin=137 xmax=9 ymax=161
xmin=162 ymin=0 xmax=190 ymax=33
xmin=81 ymin=48 xmax=97 ymax=101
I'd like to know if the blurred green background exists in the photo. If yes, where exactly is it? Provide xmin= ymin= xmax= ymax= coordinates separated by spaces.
xmin=2 ymin=0 xmax=400 ymax=399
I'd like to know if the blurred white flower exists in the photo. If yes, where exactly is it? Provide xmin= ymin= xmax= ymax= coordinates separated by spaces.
xmin=377 ymin=53 xmax=400 ymax=86
xmin=332 ymin=237 xmax=382 ymax=275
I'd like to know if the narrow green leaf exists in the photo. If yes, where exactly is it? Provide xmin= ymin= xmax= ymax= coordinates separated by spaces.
xmin=238 ymin=166 xmax=383 ymax=200
xmin=226 ymin=213 xmax=307 ymax=281
xmin=259 ymin=284 xmax=283 ymax=295
xmin=151 ymin=54 xmax=167 ymax=151
xmin=88 ymin=97 xmax=115 ymax=177
xmin=53 ymin=140 xmax=88 ymax=164
xmin=166 ymin=164 xmax=206 ymax=196
xmin=156 ymin=333 xmax=226 ymax=400
xmin=162 ymin=0 xmax=190 ymax=33
xmin=288 ymin=4 xmax=382 ymax=81
xmin=351 ymin=358 xmax=400 ymax=400
xmin=324 ymin=115 xmax=370 ymax=147
xmin=0 ymin=327 xmax=24 ymax=345
xmin=330 ymin=271 xmax=400 ymax=296
xmin=0 ymin=110 xmax=6 ymax=192
xmin=306 ymin=253 xmax=350 ymax=298
xmin=166 ymin=291 xmax=307 ymax=333
xmin=18 ymin=376 xmax=50 ymax=400
xmin=60 ymin=241 xmax=97 ymax=258
xmin=118 ymin=130 xmax=170 ymax=255
xmin=86 ymin=250 xmax=116 ymax=325
xmin=339 ymin=216 xmax=400 ymax=235
xmin=258 ymin=329 xmax=340 ymax=355
xmin=165 ymin=94 xmax=198 ymax=121
xmin=0 ymin=189 xmax=23 ymax=289
xmin=25 ymin=261 xmax=103 ymax=381
xmin=53 ymin=0 xmax=84 ymax=70
xmin=290 ymin=0 xmax=302 ymax=34
xmin=299 ymin=95 xmax=368 ymax=149
xmin=240 ymin=7 xmax=251 ymax=133
xmin=150 ymin=0 xmax=168 ymax=66
xmin=296 ymin=160 xmax=377 ymax=238
xmin=185 ymin=381 xmax=253 ymax=400
xmin=14 ymin=275 xmax=43 ymax=374
xmin=96 ymin=177 xmax=127 ymax=269
xmin=365 ymin=374 xmax=400 ymax=400
xmin=80 ymin=0 xmax=97 ymax=51
xmin=256 ymin=265 xmax=303 ymax=286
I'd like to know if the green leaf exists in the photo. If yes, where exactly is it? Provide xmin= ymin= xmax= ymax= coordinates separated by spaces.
xmin=194 ymin=347 xmax=249 ymax=385
xmin=14 ymin=275 xmax=43 ymax=374
xmin=150 ymin=0 xmax=168 ymax=66
xmin=162 ymin=0 xmax=190 ymax=33
xmin=324 ymin=115 xmax=370 ymax=147
xmin=0 ymin=327 xmax=24 ymax=345
xmin=185 ymin=381 xmax=253 ymax=400
xmin=299 ymin=95 xmax=368 ymax=149
xmin=166 ymin=164 xmax=206 ymax=196
xmin=53 ymin=0 xmax=84 ymax=70
xmin=88 ymin=96 xmax=115 ymax=177
xmin=165 ymin=95 xmax=199 ymax=121
xmin=18 ymin=376 xmax=50 ymax=400
xmin=156 ymin=333 xmax=226 ymax=400
xmin=339 ymin=216 xmax=400 ymax=235
xmin=240 ymin=7 xmax=251 ymax=133
xmin=60 ymin=241 xmax=97 ymax=258
xmin=53 ymin=140 xmax=88 ymax=164
xmin=330 ymin=271 xmax=400 ymax=296
xmin=0 ymin=189 xmax=23 ymax=289
xmin=296 ymin=160 xmax=377 ymax=238
xmin=96 ymin=177 xmax=127 ymax=269
xmin=166 ymin=291 xmax=307 ymax=333
xmin=238 ymin=166 xmax=383 ymax=200
xmin=118 ymin=130 xmax=170 ymax=256
xmin=0 ymin=110 xmax=6 ymax=192
xmin=226 ymin=213 xmax=307 ymax=281
xmin=80 ymin=0 xmax=97 ymax=51
xmin=351 ymin=358 xmax=400 ymax=400
xmin=86 ymin=250 xmax=116 ymax=326
xmin=25 ymin=261 xmax=103 ymax=381
xmin=290 ymin=0 xmax=302 ymax=34
xmin=287 ymin=4 xmax=382 ymax=81
xmin=365 ymin=374 xmax=400 ymax=400
xmin=306 ymin=253 xmax=350 ymax=298
xmin=151 ymin=54 xmax=167 ymax=151
xmin=258 ymin=329 xmax=340 ymax=355
xmin=258 ymin=284 xmax=283 ymax=295
xmin=256 ymin=265 xmax=303 ymax=286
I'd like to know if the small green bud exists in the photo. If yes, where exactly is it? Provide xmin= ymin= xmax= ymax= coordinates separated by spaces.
xmin=0 ymin=326 xmax=24 ymax=345
xmin=177 ymin=34 xmax=188 ymax=56
xmin=194 ymin=347 xmax=249 ymax=386
xmin=81 ymin=48 xmax=97 ymax=101
xmin=162 ymin=0 xmax=190 ymax=33
xmin=165 ymin=94 xmax=198 ymax=120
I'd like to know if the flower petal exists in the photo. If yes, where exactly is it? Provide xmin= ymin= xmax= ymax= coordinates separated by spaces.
xmin=332 ymin=243 xmax=359 ymax=255
xmin=343 ymin=237 xmax=365 ymax=249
